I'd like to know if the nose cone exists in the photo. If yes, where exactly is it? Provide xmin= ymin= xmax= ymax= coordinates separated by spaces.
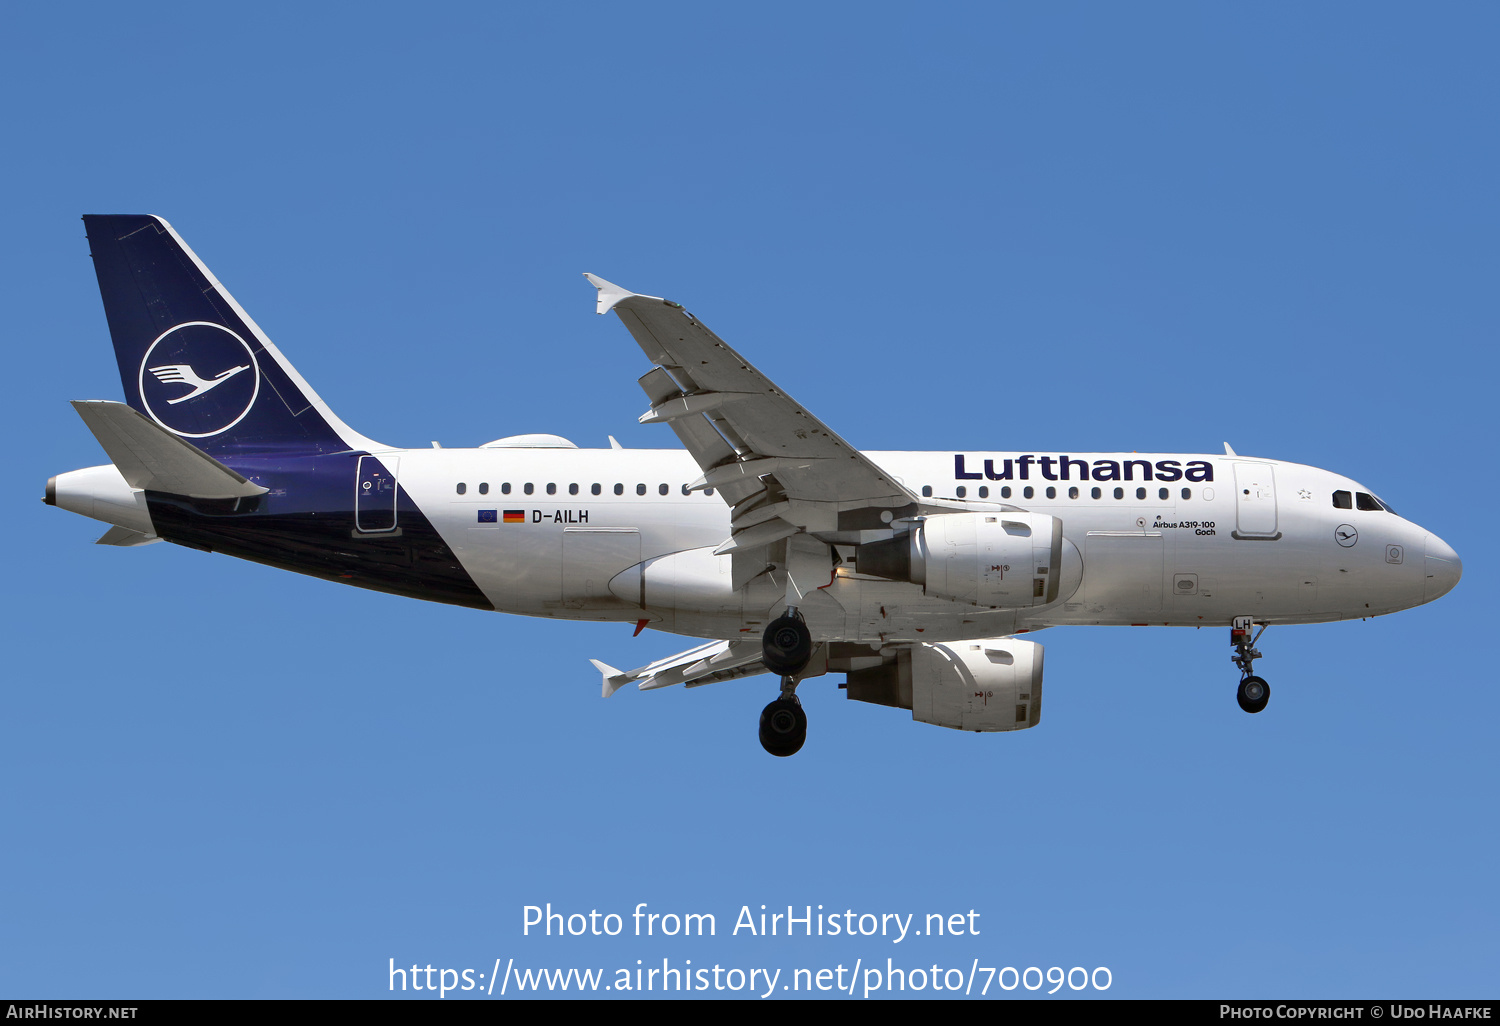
xmin=1424 ymin=533 xmax=1463 ymax=603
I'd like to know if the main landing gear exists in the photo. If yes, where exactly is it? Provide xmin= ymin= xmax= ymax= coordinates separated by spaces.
xmin=759 ymin=685 xmax=807 ymax=757
xmin=760 ymin=608 xmax=812 ymax=756
xmin=1231 ymin=615 xmax=1270 ymax=714
xmin=762 ymin=609 xmax=812 ymax=677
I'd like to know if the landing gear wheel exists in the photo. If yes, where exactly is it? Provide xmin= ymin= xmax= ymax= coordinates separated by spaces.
xmin=758 ymin=696 xmax=807 ymax=757
xmin=1237 ymin=675 xmax=1270 ymax=714
xmin=762 ymin=615 xmax=812 ymax=677
xmin=1230 ymin=618 xmax=1270 ymax=714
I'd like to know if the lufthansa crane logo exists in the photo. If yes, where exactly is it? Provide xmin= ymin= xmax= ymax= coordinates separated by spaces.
xmin=148 ymin=362 xmax=250 ymax=403
xmin=138 ymin=322 xmax=260 ymax=438
xmin=1335 ymin=524 xmax=1359 ymax=548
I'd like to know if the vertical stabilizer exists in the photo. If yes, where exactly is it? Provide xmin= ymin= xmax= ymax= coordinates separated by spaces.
xmin=82 ymin=215 xmax=382 ymax=457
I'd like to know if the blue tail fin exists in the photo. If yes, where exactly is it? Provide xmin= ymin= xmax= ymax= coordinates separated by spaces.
xmin=82 ymin=215 xmax=378 ymax=458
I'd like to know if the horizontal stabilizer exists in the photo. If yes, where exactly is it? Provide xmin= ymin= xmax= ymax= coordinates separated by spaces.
xmin=95 ymin=525 xmax=161 ymax=547
xmin=71 ymin=400 xmax=268 ymax=500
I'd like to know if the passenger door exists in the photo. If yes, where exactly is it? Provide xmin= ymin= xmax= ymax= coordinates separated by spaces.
xmin=1232 ymin=462 xmax=1279 ymax=539
xmin=355 ymin=456 xmax=399 ymax=534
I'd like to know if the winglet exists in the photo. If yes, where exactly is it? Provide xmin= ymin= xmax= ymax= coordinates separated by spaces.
xmin=589 ymin=658 xmax=630 ymax=698
xmin=1223 ymin=442 xmax=1238 ymax=457
xmin=583 ymin=273 xmax=636 ymax=316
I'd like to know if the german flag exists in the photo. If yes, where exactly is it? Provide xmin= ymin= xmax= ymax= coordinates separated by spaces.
xmin=503 ymin=510 xmax=526 ymax=524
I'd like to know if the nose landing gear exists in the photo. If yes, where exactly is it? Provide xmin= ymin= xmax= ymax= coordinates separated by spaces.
xmin=1231 ymin=615 xmax=1270 ymax=714
xmin=1237 ymin=674 xmax=1270 ymax=714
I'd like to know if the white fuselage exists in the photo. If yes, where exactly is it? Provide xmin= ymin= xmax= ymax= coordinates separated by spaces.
xmin=385 ymin=446 xmax=1455 ymax=644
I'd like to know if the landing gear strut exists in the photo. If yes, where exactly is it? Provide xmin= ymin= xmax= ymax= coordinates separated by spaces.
xmin=1231 ymin=615 xmax=1270 ymax=714
xmin=759 ymin=607 xmax=813 ymax=755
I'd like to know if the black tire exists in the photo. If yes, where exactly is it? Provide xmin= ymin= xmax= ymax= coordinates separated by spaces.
xmin=1237 ymin=675 xmax=1270 ymax=714
xmin=762 ymin=615 xmax=812 ymax=677
xmin=758 ymin=697 xmax=807 ymax=757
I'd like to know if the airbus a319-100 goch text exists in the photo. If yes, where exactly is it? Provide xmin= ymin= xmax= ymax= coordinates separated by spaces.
xmin=45 ymin=216 xmax=1463 ymax=755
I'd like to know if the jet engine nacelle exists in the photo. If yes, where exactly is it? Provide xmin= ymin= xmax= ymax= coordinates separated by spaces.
xmin=843 ymin=637 xmax=1044 ymax=732
xmin=856 ymin=512 xmax=1081 ymax=609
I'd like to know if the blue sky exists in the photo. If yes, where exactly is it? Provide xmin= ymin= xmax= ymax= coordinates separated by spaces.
xmin=4 ymin=1 xmax=1496 ymax=999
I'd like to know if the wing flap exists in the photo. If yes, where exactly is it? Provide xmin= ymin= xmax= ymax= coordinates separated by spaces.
xmin=636 ymin=368 xmax=760 ymax=506
xmin=589 ymin=639 xmax=769 ymax=694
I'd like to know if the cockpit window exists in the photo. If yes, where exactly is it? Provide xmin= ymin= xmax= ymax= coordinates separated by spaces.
xmin=1375 ymin=495 xmax=1397 ymax=516
xmin=1356 ymin=492 xmax=1384 ymax=512
xmin=1332 ymin=490 xmax=1352 ymax=509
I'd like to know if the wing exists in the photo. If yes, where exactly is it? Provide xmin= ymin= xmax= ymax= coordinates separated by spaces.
xmin=589 ymin=640 xmax=827 ymax=697
xmin=586 ymin=274 xmax=947 ymax=595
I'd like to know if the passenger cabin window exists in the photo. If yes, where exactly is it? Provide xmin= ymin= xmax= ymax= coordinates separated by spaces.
xmin=1069 ymin=486 xmax=1079 ymax=499
xmin=681 ymin=484 xmax=691 ymax=495
xmin=1023 ymin=486 xmax=1034 ymax=499
xmin=1136 ymin=487 xmax=1147 ymax=500
xmin=569 ymin=483 xmax=579 ymax=495
xmin=978 ymin=486 xmax=989 ymax=498
xmin=546 ymin=483 xmax=557 ymax=495
xmin=955 ymin=486 xmax=966 ymax=498
xmin=501 ymin=482 xmax=511 ymax=495
xmin=1113 ymin=487 xmax=1124 ymax=499
xmin=1045 ymin=486 xmax=1056 ymax=499
xmin=1332 ymin=490 xmax=1353 ymax=509
xmin=524 ymin=483 xmax=534 ymax=495
xmin=922 ymin=485 xmax=932 ymax=497
xmin=614 ymin=484 xmax=624 ymax=495
xmin=1158 ymin=487 xmax=1169 ymax=500
xmin=479 ymin=482 xmax=489 ymax=495
xmin=704 ymin=487 xmax=715 ymax=496
xmin=591 ymin=484 xmax=601 ymax=495
xmin=1001 ymin=487 xmax=1012 ymax=499
xmin=456 ymin=482 xmax=466 ymax=495
xmin=1181 ymin=487 xmax=1191 ymax=500
xmin=636 ymin=484 xmax=646 ymax=495
xmin=658 ymin=483 xmax=669 ymax=495
xmin=1091 ymin=487 xmax=1102 ymax=499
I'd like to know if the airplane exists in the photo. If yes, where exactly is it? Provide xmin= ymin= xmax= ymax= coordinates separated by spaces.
xmin=45 ymin=215 xmax=1463 ymax=756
